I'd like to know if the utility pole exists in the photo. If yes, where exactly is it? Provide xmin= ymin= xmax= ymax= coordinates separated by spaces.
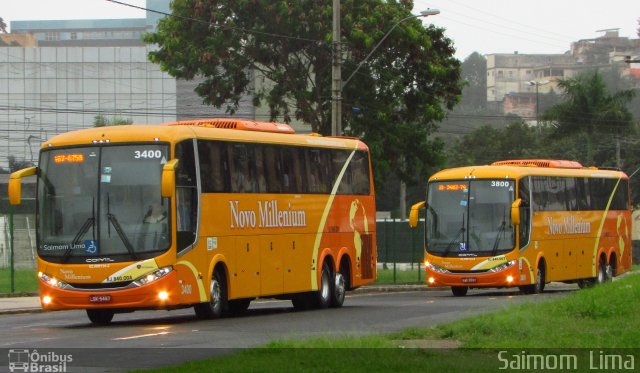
xmin=331 ymin=0 xmax=341 ymax=136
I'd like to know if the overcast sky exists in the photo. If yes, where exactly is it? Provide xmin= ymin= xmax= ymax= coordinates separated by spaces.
xmin=2 ymin=0 xmax=639 ymax=60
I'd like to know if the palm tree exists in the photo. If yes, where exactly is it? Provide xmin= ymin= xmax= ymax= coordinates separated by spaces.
xmin=543 ymin=70 xmax=635 ymax=165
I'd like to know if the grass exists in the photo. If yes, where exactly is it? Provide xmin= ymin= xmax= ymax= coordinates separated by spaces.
xmin=0 ymin=268 xmax=37 ymax=294
xmin=375 ymin=267 xmax=424 ymax=284
xmin=135 ymin=271 xmax=640 ymax=372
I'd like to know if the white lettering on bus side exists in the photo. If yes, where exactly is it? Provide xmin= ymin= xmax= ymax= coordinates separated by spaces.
xmin=229 ymin=200 xmax=257 ymax=228
xmin=229 ymin=200 xmax=308 ymax=229
xmin=546 ymin=216 xmax=591 ymax=235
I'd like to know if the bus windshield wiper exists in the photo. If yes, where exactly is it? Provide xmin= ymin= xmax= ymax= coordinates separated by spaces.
xmin=443 ymin=213 xmax=465 ymax=257
xmin=62 ymin=197 xmax=95 ymax=263
xmin=62 ymin=217 xmax=95 ymax=263
xmin=107 ymin=213 xmax=138 ymax=260
xmin=491 ymin=208 xmax=508 ymax=256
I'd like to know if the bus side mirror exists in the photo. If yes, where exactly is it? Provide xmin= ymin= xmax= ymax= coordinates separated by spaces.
xmin=8 ymin=167 xmax=37 ymax=205
xmin=161 ymin=159 xmax=179 ymax=198
xmin=511 ymin=198 xmax=522 ymax=226
xmin=409 ymin=201 xmax=426 ymax=228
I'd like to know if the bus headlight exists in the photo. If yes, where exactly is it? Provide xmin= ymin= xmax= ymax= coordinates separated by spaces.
xmin=133 ymin=266 xmax=173 ymax=286
xmin=488 ymin=260 xmax=517 ymax=273
xmin=38 ymin=272 xmax=71 ymax=289
xmin=425 ymin=261 xmax=450 ymax=274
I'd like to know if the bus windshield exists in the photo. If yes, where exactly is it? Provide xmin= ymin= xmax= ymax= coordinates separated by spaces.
xmin=426 ymin=179 xmax=516 ymax=257
xmin=37 ymin=144 xmax=171 ymax=263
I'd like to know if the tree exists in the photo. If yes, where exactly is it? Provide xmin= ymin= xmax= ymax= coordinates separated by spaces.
xmin=8 ymin=156 xmax=34 ymax=172
xmin=458 ymin=52 xmax=487 ymax=110
xmin=145 ymin=0 xmax=462 ymax=188
xmin=0 ymin=18 xmax=7 ymax=34
xmin=94 ymin=115 xmax=133 ymax=127
xmin=542 ymin=71 xmax=635 ymax=165
xmin=446 ymin=120 xmax=539 ymax=167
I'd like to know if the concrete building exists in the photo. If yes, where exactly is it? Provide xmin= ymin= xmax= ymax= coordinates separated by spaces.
xmin=0 ymin=46 xmax=177 ymax=166
xmin=486 ymin=30 xmax=640 ymax=119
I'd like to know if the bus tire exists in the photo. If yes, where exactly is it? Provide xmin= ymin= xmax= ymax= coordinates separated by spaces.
xmin=521 ymin=262 xmax=545 ymax=294
xmin=86 ymin=309 xmax=114 ymax=325
xmin=451 ymin=286 xmax=468 ymax=297
xmin=533 ymin=264 xmax=545 ymax=294
xmin=194 ymin=269 xmax=227 ymax=319
xmin=312 ymin=263 xmax=331 ymax=309
xmin=596 ymin=257 xmax=607 ymax=285
xmin=605 ymin=256 xmax=615 ymax=282
xmin=330 ymin=266 xmax=347 ymax=308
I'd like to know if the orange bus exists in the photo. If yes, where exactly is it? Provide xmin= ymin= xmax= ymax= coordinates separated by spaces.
xmin=409 ymin=159 xmax=632 ymax=296
xmin=9 ymin=118 xmax=377 ymax=323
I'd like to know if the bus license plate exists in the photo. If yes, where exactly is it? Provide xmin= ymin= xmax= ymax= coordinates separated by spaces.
xmin=89 ymin=294 xmax=112 ymax=303
xmin=461 ymin=277 xmax=477 ymax=284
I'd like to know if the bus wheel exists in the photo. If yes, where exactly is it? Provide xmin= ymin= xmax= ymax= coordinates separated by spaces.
xmin=194 ymin=270 xmax=227 ymax=319
xmin=533 ymin=264 xmax=545 ymax=294
xmin=330 ymin=269 xmax=346 ymax=308
xmin=521 ymin=263 xmax=545 ymax=294
xmin=86 ymin=309 xmax=114 ymax=325
xmin=451 ymin=286 xmax=468 ymax=297
xmin=596 ymin=258 xmax=607 ymax=285
xmin=228 ymin=299 xmax=251 ymax=315
xmin=312 ymin=264 xmax=331 ymax=309
xmin=605 ymin=258 xmax=615 ymax=282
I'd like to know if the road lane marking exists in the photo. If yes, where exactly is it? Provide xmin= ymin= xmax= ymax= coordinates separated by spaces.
xmin=112 ymin=331 xmax=170 ymax=340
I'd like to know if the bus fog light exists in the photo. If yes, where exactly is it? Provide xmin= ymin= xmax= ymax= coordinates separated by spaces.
xmin=42 ymin=295 xmax=52 ymax=305
xmin=506 ymin=275 xmax=514 ymax=283
xmin=428 ymin=277 xmax=435 ymax=284
xmin=158 ymin=291 xmax=169 ymax=301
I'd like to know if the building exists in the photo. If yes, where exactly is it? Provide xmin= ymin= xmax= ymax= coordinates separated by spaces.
xmin=486 ymin=30 xmax=640 ymax=119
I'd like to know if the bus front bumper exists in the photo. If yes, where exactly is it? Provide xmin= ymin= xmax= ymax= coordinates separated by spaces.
xmin=425 ymin=265 xmax=522 ymax=288
xmin=38 ymin=270 xmax=182 ymax=311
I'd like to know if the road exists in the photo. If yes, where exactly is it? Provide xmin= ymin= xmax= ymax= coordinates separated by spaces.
xmin=0 ymin=285 xmax=576 ymax=372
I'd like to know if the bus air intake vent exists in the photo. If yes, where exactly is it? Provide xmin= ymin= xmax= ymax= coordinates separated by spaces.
xmin=165 ymin=118 xmax=295 ymax=134
xmin=491 ymin=159 xmax=583 ymax=169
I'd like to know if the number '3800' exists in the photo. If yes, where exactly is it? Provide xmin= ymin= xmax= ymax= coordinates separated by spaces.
xmin=491 ymin=181 xmax=511 ymax=187
xmin=134 ymin=150 xmax=163 ymax=159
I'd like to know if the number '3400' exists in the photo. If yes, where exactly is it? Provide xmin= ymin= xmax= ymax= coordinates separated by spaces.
xmin=134 ymin=150 xmax=163 ymax=159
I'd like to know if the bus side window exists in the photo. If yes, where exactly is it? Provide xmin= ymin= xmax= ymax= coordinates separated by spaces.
xmin=334 ymin=150 xmax=352 ymax=194
xmin=264 ymin=145 xmax=280 ymax=193
xmin=281 ymin=147 xmax=303 ymax=194
xmin=254 ymin=145 xmax=268 ymax=193
xmin=306 ymin=149 xmax=321 ymax=193
xmin=351 ymin=151 xmax=370 ymax=195
xmin=518 ymin=177 xmax=531 ymax=249
xmin=230 ymin=143 xmax=255 ymax=193
xmin=198 ymin=141 xmax=229 ymax=193
xmin=175 ymin=140 xmax=198 ymax=251
xmin=278 ymin=148 xmax=292 ymax=193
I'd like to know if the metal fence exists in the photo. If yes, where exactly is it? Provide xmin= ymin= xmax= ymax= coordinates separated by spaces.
xmin=0 ymin=213 xmax=37 ymax=294
xmin=376 ymin=219 xmax=426 ymax=283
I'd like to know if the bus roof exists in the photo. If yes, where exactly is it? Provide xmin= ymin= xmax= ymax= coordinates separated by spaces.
xmin=39 ymin=119 xmax=368 ymax=151
xmin=429 ymin=159 xmax=628 ymax=181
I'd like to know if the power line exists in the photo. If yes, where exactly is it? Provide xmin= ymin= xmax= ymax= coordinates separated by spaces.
xmin=106 ymin=0 xmax=327 ymax=45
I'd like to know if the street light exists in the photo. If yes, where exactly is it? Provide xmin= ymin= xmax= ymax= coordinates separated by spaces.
xmin=527 ymin=80 xmax=549 ymax=124
xmin=331 ymin=8 xmax=440 ymax=136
